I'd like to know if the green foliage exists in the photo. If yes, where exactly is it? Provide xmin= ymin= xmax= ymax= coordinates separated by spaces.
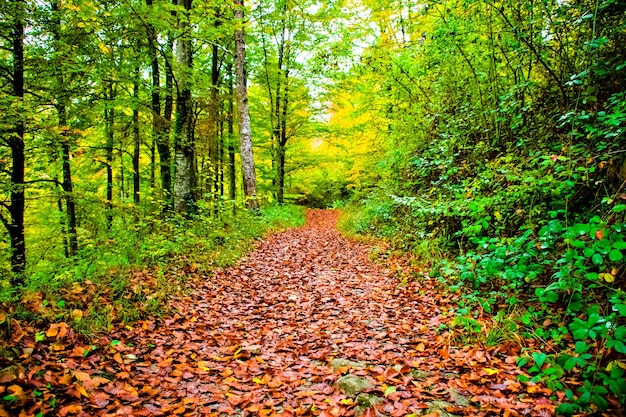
xmin=0 ymin=204 xmax=304 ymax=334
xmin=333 ymin=0 xmax=626 ymax=411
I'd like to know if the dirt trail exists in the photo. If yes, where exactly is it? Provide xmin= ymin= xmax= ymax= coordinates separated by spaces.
xmin=8 ymin=210 xmax=557 ymax=416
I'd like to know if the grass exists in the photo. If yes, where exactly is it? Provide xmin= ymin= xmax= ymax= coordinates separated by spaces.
xmin=0 ymin=204 xmax=306 ymax=340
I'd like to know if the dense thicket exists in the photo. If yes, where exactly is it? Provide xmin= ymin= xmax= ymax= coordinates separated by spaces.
xmin=333 ymin=0 xmax=626 ymax=412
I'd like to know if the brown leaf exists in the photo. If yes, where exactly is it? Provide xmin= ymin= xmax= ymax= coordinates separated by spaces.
xmin=58 ymin=404 xmax=83 ymax=416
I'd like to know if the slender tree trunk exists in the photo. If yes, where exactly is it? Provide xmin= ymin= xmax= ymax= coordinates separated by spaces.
xmin=211 ymin=43 xmax=221 ymax=211
xmin=162 ymin=36 xmax=174 ymax=208
xmin=147 ymin=0 xmax=172 ymax=204
xmin=226 ymin=64 xmax=236 ymax=203
xmin=234 ymin=0 xmax=259 ymax=210
xmin=105 ymin=83 xmax=114 ymax=230
xmin=58 ymin=104 xmax=78 ymax=257
xmin=219 ymin=118 xmax=224 ymax=198
xmin=7 ymin=0 xmax=26 ymax=282
xmin=50 ymin=0 xmax=77 ymax=255
xmin=173 ymin=0 xmax=195 ymax=213
xmin=133 ymin=65 xmax=141 ymax=205
xmin=55 ymin=181 xmax=68 ymax=257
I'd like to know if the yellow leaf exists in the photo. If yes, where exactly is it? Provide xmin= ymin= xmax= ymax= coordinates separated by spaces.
xmin=599 ymin=273 xmax=615 ymax=283
xmin=484 ymin=368 xmax=499 ymax=375
xmin=252 ymin=377 xmax=265 ymax=384
xmin=71 ymin=309 xmax=83 ymax=320
xmin=98 ymin=42 xmax=111 ymax=54
xmin=494 ymin=211 xmax=501 ymax=222
xmin=197 ymin=361 xmax=211 ymax=372
xmin=607 ymin=360 xmax=626 ymax=371
xmin=76 ymin=383 xmax=89 ymax=398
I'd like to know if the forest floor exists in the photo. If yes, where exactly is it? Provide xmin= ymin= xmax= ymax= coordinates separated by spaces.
xmin=3 ymin=209 xmax=561 ymax=416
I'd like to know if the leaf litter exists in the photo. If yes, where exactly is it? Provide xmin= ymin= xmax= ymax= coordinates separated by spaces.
xmin=1 ymin=209 xmax=560 ymax=416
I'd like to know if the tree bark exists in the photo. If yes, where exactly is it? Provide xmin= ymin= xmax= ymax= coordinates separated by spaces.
xmin=226 ymin=64 xmax=236 ymax=203
xmin=173 ymin=0 xmax=196 ymax=213
xmin=147 ymin=0 xmax=172 ymax=204
xmin=234 ymin=0 xmax=259 ymax=210
xmin=211 ymin=42 xmax=222 ymax=209
xmin=6 ymin=0 xmax=26 ymax=282
xmin=133 ymin=65 xmax=141 ymax=205
xmin=58 ymin=104 xmax=78 ymax=257
xmin=51 ymin=0 xmax=77 ymax=256
xmin=105 ymin=83 xmax=114 ymax=230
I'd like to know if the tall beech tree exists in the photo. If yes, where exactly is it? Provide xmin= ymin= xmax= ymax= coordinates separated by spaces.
xmin=234 ymin=0 xmax=259 ymax=210
xmin=173 ymin=0 xmax=195 ymax=213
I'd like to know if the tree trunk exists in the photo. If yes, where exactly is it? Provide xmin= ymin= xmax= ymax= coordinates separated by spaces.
xmin=6 ymin=0 xmax=26 ymax=283
xmin=50 ymin=0 xmax=77 ymax=255
xmin=133 ymin=65 xmax=141 ymax=205
xmin=276 ymin=145 xmax=285 ymax=204
xmin=105 ymin=83 xmax=114 ymax=230
xmin=58 ymin=104 xmax=78 ymax=257
xmin=226 ymin=64 xmax=236 ymax=203
xmin=211 ymin=42 xmax=221 ymax=212
xmin=173 ymin=0 xmax=195 ymax=213
xmin=234 ymin=0 xmax=259 ymax=210
xmin=277 ymin=63 xmax=289 ymax=204
xmin=147 ymin=0 xmax=173 ymax=204
xmin=161 ymin=34 xmax=174 ymax=208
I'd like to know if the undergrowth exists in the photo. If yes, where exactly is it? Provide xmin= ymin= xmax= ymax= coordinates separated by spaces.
xmin=0 ymin=204 xmax=305 ymax=338
xmin=338 ymin=147 xmax=626 ymax=414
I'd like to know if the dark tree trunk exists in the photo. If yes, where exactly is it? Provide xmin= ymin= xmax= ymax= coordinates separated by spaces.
xmin=58 ymin=104 xmax=78 ymax=257
xmin=133 ymin=65 xmax=141 ymax=205
xmin=7 ymin=0 xmax=26 ymax=282
xmin=211 ymin=42 xmax=221 ymax=208
xmin=226 ymin=65 xmax=236 ymax=203
xmin=105 ymin=83 xmax=114 ymax=230
xmin=50 ymin=0 xmax=77 ymax=255
xmin=276 ymin=145 xmax=285 ymax=204
xmin=277 ymin=64 xmax=289 ymax=204
xmin=219 ymin=118 xmax=224 ymax=198
xmin=147 ymin=0 xmax=173 ymax=204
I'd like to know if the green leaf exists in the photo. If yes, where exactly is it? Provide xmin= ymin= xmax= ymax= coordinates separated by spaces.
xmin=384 ymin=386 xmax=397 ymax=397
xmin=592 ymin=253 xmax=604 ymax=265
xmin=609 ymin=249 xmax=623 ymax=262
xmin=575 ymin=341 xmax=587 ymax=354
xmin=56 ymin=300 xmax=66 ymax=308
xmin=612 ymin=341 xmax=626 ymax=353
xmin=612 ymin=204 xmax=626 ymax=213
xmin=579 ymin=390 xmax=591 ymax=404
xmin=556 ymin=402 xmax=577 ymax=416
xmin=592 ymin=394 xmax=608 ymax=410
xmin=110 ymin=340 xmax=121 ymax=346
xmin=532 ymin=352 xmax=547 ymax=368
xmin=564 ymin=356 xmax=578 ymax=371
xmin=612 ymin=241 xmax=626 ymax=250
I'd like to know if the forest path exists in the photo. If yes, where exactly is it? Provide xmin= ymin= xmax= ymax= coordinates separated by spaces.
xmin=12 ymin=210 xmax=556 ymax=416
